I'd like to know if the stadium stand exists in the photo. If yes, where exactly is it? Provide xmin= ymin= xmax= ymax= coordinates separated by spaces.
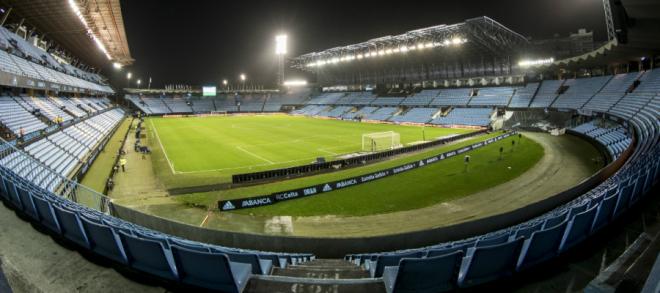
xmin=306 ymin=92 xmax=345 ymax=105
xmin=431 ymin=88 xmax=473 ymax=106
xmin=163 ymin=98 xmax=193 ymax=113
xmin=508 ymin=83 xmax=540 ymax=108
xmin=571 ymin=121 xmax=632 ymax=159
xmin=582 ymin=72 xmax=643 ymax=112
xmin=529 ymin=80 xmax=563 ymax=108
xmin=341 ymin=106 xmax=378 ymax=119
xmin=362 ymin=107 xmax=399 ymax=120
xmin=552 ymin=76 xmax=612 ymax=109
xmin=190 ymin=98 xmax=216 ymax=112
xmin=389 ymin=108 xmax=438 ymax=123
xmin=430 ymin=108 xmax=493 ymax=126
xmin=468 ymin=87 xmax=515 ymax=107
xmin=0 ymin=96 xmax=48 ymax=136
xmin=238 ymin=94 xmax=267 ymax=112
xmin=400 ymin=90 xmax=439 ymax=106
xmin=371 ymin=97 xmax=405 ymax=106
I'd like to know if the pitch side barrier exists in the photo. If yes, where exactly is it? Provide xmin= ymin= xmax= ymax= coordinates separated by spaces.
xmin=231 ymin=129 xmax=488 ymax=184
xmin=219 ymin=131 xmax=516 ymax=211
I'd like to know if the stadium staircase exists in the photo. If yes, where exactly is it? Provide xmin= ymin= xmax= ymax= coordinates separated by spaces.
xmin=245 ymin=259 xmax=385 ymax=292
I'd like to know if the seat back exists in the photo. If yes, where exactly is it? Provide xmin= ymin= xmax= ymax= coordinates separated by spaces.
xmin=458 ymin=237 xmax=524 ymax=288
xmin=560 ymin=205 xmax=598 ymax=252
xmin=517 ymin=220 xmax=568 ymax=270
xmin=476 ymin=233 xmax=510 ymax=248
xmin=31 ymin=195 xmax=60 ymax=233
xmin=226 ymin=252 xmax=263 ymax=275
xmin=17 ymin=186 xmax=38 ymax=220
xmin=514 ymin=222 xmax=544 ymax=239
xmin=392 ymin=251 xmax=463 ymax=293
xmin=80 ymin=216 xmax=127 ymax=264
xmin=171 ymin=245 xmax=240 ymax=293
xmin=592 ymin=194 xmax=618 ymax=232
xmin=52 ymin=205 xmax=89 ymax=248
xmin=375 ymin=251 xmax=423 ymax=277
xmin=118 ymin=231 xmax=178 ymax=281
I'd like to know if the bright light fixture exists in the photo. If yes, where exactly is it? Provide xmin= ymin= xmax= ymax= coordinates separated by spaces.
xmin=127 ymin=72 xmax=132 ymax=79
xmin=240 ymin=73 xmax=246 ymax=81
xmin=112 ymin=62 xmax=122 ymax=69
xmin=68 ymin=0 xmax=111 ymax=60
xmin=518 ymin=58 xmax=555 ymax=67
xmin=283 ymin=80 xmax=308 ymax=87
xmin=275 ymin=34 xmax=287 ymax=55
xmin=222 ymin=79 xmax=228 ymax=86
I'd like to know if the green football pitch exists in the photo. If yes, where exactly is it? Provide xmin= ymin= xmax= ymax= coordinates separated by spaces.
xmin=148 ymin=115 xmax=472 ymax=176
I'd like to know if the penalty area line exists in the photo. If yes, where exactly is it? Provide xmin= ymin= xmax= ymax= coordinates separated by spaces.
xmin=236 ymin=146 xmax=275 ymax=164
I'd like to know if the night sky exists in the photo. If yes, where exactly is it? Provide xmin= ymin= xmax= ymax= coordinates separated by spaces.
xmin=114 ymin=0 xmax=607 ymax=88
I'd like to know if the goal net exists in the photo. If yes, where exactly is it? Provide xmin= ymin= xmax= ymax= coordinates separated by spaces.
xmin=361 ymin=131 xmax=401 ymax=152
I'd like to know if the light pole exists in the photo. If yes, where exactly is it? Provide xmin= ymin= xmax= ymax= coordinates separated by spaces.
xmin=275 ymin=34 xmax=287 ymax=86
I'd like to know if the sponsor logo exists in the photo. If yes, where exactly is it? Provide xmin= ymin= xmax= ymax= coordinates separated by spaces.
xmin=303 ymin=187 xmax=317 ymax=196
xmin=419 ymin=160 xmax=425 ymax=167
xmin=457 ymin=146 xmax=472 ymax=154
xmin=322 ymin=184 xmax=333 ymax=192
xmin=426 ymin=157 xmax=439 ymax=164
xmin=335 ymin=179 xmax=358 ymax=188
xmin=241 ymin=198 xmax=272 ymax=207
xmin=361 ymin=171 xmax=388 ymax=183
xmin=222 ymin=201 xmax=235 ymax=210
xmin=446 ymin=151 xmax=456 ymax=157
xmin=275 ymin=191 xmax=299 ymax=200
xmin=393 ymin=163 xmax=415 ymax=174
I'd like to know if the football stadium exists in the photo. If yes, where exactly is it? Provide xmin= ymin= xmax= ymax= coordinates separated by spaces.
xmin=0 ymin=0 xmax=659 ymax=292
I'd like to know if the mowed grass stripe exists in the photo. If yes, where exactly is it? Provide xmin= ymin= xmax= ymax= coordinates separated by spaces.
xmin=148 ymin=115 xmax=472 ymax=188
xmin=178 ymin=135 xmax=545 ymax=216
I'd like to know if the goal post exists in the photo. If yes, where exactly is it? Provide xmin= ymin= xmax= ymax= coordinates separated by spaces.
xmin=361 ymin=131 xmax=401 ymax=152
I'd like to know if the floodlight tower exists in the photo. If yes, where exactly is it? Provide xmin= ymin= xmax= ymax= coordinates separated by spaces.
xmin=275 ymin=34 xmax=287 ymax=86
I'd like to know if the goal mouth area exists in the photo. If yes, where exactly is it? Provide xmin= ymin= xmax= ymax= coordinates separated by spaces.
xmin=362 ymin=131 xmax=402 ymax=152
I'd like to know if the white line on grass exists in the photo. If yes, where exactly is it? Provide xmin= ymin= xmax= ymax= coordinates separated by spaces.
xmin=236 ymin=146 xmax=275 ymax=164
xmin=150 ymin=119 xmax=178 ymax=175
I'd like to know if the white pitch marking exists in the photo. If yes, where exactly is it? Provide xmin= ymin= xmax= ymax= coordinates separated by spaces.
xmin=150 ymin=119 xmax=177 ymax=174
xmin=236 ymin=145 xmax=275 ymax=164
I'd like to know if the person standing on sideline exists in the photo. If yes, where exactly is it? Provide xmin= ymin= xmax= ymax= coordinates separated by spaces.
xmin=120 ymin=158 xmax=127 ymax=172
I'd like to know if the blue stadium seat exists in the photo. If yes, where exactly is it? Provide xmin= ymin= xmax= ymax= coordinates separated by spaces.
xmin=382 ymin=251 xmax=463 ymax=293
xmin=559 ymin=205 xmax=598 ymax=252
xmin=476 ymin=233 xmax=511 ymax=247
xmin=16 ymin=185 xmax=38 ymax=220
xmin=513 ymin=222 xmax=544 ymax=240
xmin=52 ymin=205 xmax=90 ymax=249
xmin=591 ymin=194 xmax=618 ymax=232
xmin=258 ymin=254 xmax=286 ymax=269
xmin=226 ymin=252 xmax=273 ymax=275
xmin=457 ymin=237 xmax=524 ymax=288
xmin=79 ymin=216 xmax=128 ymax=264
xmin=516 ymin=220 xmax=569 ymax=271
xmin=543 ymin=211 xmax=568 ymax=229
xmin=31 ymin=194 xmax=61 ymax=233
xmin=613 ymin=181 xmax=634 ymax=218
xmin=170 ymin=245 xmax=251 ymax=293
xmin=370 ymin=251 xmax=425 ymax=278
xmin=118 ymin=231 xmax=178 ymax=281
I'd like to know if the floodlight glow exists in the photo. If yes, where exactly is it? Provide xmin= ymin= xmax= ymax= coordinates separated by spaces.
xmin=357 ymin=54 xmax=364 ymax=59
xmin=240 ymin=73 xmax=246 ymax=81
xmin=400 ymin=46 xmax=408 ymax=52
xmin=69 ymin=0 xmax=111 ymax=60
xmin=452 ymin=37 xmax=462 ymax=45
xmin=275 ymin=34 xmax=287 ymax=55
xmin=283 ymin=80 xmax=308 ymax=87
xmin=378 ymin=50 xmax=385 ymax=56
xmin=222 ymin=79 xmax=228 ymax=86
xmin=417 ymin=43 xmax=425 ymax=50
xmin=518 ymin=58 xmax=555 ymax=67
xmin=425 ymin=42 xmax=434 ymax=48
xmin=127 ymin=72 xmax=132 ymax=79
xmin=137 ymin=79 xmax=141 ymax=85
xmin=112 ymin=62 xmax=122 ymax=69
xmin=331 ymin=57 xmax=340 ymax=64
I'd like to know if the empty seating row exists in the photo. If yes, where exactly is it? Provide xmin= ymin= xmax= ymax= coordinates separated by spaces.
xmin=389 ymin=108 xmax=438 ymax=123
xmin=0 ymin=96 xmax=48 ymax=135
xmin=430 ymin=108 xmax=493 ymax=127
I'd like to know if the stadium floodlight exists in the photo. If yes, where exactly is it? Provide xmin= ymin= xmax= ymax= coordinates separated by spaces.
xmin=283 ymin=80 xmax=307 ymax=87
xmin=275 ymin=34 xmax=287 ymax=55
xmin=518 ymin=58 xmax=555 ymax=67
xmin=222 ymin=79 xmax=228 ymax=86
xmin=240 ymin=73 xmax=246 ymax=81
xmin=68 ymin=0 xmax=111 ymax=60
xmin=452 ymin=37 xmax=463 ymax=45
xmin=400 ymin=45 xmax=409 ymax=52
xmin=127 ymin=72 xmax=132 ymax=80
xmin=113 ymin=62 xmax=122 ymax=70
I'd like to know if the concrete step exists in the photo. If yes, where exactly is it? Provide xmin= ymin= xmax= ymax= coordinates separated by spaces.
xmin=245 ymin=276 xmax=385 ymax=293
xmin=271 ymin=267 xmax=370 ymax=279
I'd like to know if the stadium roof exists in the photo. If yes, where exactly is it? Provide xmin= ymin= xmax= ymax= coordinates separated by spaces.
xmin=291 ymin=16 xmax=529 ymax=71
xmin=0 ymin=0 xmax=133 ymax=68
xmin=531 ymin=0 xmax=660 ymax=69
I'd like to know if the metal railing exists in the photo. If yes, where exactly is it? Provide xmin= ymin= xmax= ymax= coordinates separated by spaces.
xmin=0 ymin=131 xmax=112 ymax=214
